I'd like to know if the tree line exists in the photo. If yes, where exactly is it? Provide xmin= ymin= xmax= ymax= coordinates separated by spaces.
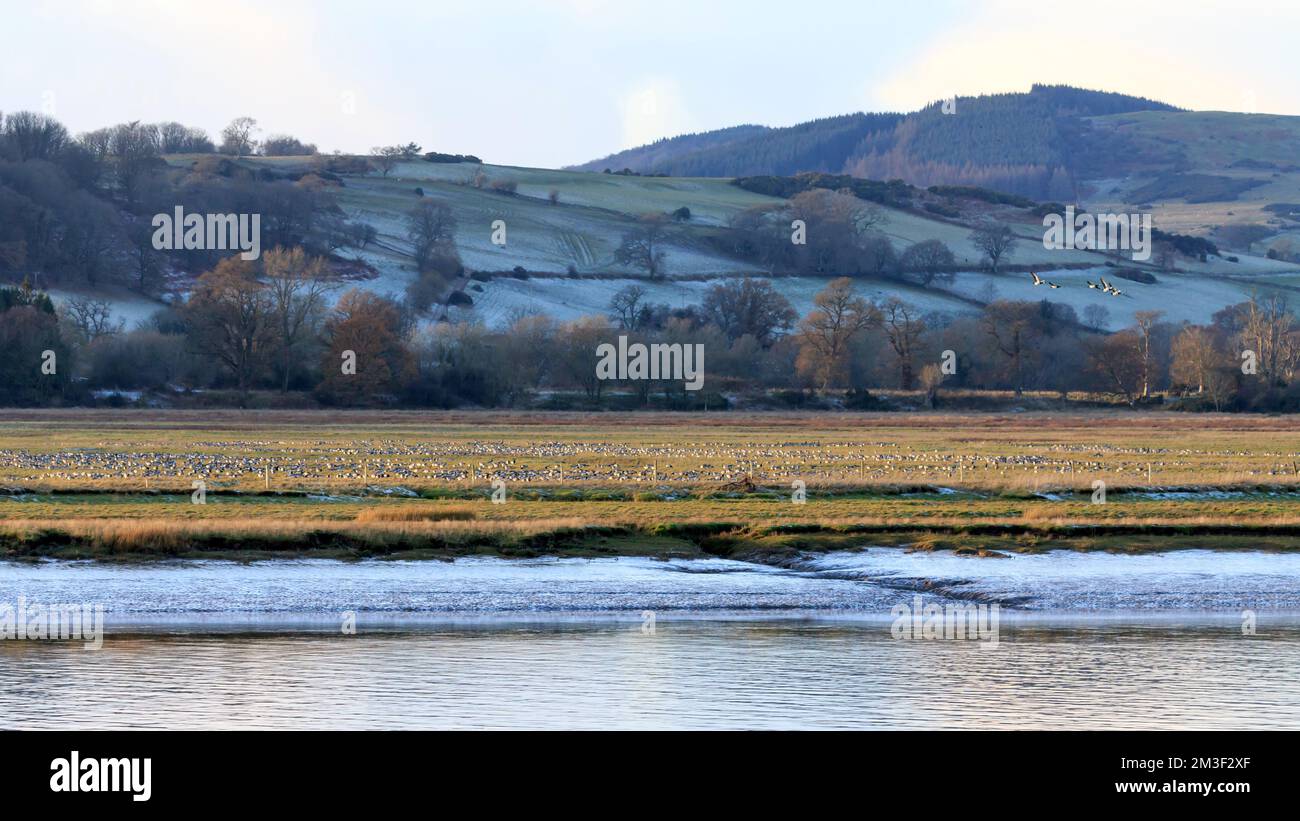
xmin=0 ymin=111 xmax=360 ymax=293
xmin=4 ymin=250 xmax=1299 ymax=411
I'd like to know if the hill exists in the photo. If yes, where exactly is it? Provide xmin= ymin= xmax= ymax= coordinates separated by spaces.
xmin=571 ymin=84 xmax=1300 ymax=267
xmin=271 ymin=155 xmax=1297 ymax=332
xmin=1076 ymin=110 xmax=1300 ymax=254
xmin=5 ymin=98 xmax=1299 ymax=340
xmin=16 ymin=150 xmax=1292 ymax=334
xmin=573 ymin=85 xmax=1185 ymax=199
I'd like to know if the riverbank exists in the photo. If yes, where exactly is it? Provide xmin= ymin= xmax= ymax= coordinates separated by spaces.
xmin=9 ymin=510 xmax=1300 ymax=562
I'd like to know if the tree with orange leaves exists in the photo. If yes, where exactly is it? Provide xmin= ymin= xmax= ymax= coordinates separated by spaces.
xmin=316 ymin=289 xmax=414 ymax=405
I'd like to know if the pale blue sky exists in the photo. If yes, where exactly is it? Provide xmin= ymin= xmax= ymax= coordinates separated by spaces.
xmin=2 ymin=0 xmax=1297 ymax=168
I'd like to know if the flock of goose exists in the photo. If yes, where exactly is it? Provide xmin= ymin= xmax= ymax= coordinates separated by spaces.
xmin=0 ymin=438 xmax=1282 ymax=487
xmin=1031 ymin=272 xmax=1127 ymax=297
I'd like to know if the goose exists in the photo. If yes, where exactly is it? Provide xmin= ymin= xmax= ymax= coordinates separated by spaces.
xmin=1087 ymin=281 xmax=1099 ymax=290
xmin=1030 ymin=272 xmax=1045 ymax=286
xmin=1047 ymin=281 xmax=1062 ymax=289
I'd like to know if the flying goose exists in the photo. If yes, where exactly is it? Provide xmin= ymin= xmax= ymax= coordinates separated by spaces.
xmin=1030 ymin=272 xmax=1045 ymax=286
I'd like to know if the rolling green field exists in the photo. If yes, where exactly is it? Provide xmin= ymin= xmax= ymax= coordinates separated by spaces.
xmin=1083 ymin=110 xmax=1300 ymax=240
xmin=343 ymin=158 xmax=1114 ymax=271
xmin=287 ymin=156 xmax=1300 ymax=330
xmin=4 ymin=410 xmax=1300 ymax=561
xmin=140 ymin=153 xmax=1300 ymax=336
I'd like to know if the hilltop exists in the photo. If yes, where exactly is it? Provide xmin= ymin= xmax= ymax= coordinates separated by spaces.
xmin=572 ymin=86 xmax=1184 ymax=196
xmin=573 ymin=85 xmax=1300 ymax=249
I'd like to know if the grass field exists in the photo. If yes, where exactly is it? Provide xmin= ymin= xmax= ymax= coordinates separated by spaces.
xmin=317 ymin=158 xmax=1300 ymax=332
xmin=3 ymin=410 xmax=1300 ymax=561
xmin=1082 ymin=110 xmax=1300 ymax=242
xmin=129 ymin=154 xmax=1300 ymax=335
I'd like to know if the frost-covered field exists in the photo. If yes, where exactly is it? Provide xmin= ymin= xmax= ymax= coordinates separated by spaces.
xmin=351 ymin=161 xmax=1115 ymax=269
xmin=453 ymin=274 xmax=976 ymax=327
xmin=454 ymin=265 xmax=1264 ymax=330
xmin=384 ymin=160 xmax=781 ymax=226
xmin=339 ymin=170 xmax=749 ymax=278
xmin=940 ymin=266 xmax=1265 ymax=329
xmin=330 ymin=160 xmax=1289 ymax=330
xmin=70 ymin=157 xmax=1294 ymax=332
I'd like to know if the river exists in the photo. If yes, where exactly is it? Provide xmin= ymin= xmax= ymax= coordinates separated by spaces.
xmin=2 ymin=549 xmax=1298 ymax=729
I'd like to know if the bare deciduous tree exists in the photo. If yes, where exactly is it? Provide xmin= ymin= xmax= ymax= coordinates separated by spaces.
xmin=184 ymin=257 xmax=274 ymax=399
xmin=608 ymin=284 xmax=648 ymax=330
xmin=701 ymin=277 xmax=796 ymax=347
xmin=317 ymin=289 xmax=413 ymax=404
xmin=919 ymin=362 xmax=944 ymax=408
xmin=1085 ymin=330 xmax=1143 ymax=405
xmin=219 ymin=117 xmax=259 ymax=157
xmin=264 ymin=246 xmax=335 ymax=392
xmin=1132 ymin=310 xmax=1165 ymax=397
xmin=63 ymin=296 xmax=123 ymax=342
xmin=969 ymin=221 xmax=1017 ymax=273
xmin=406 ymin=200 xmax=458 ymax=273
xmin=371 ymin=145 xmax=404 ymax=176
xmin=1082 ymin=303 xmax=1110 ymax=331
xmin=796 ymin=277 xmax=875 ymax=391
xmin=981 ymin=300 xmax=1042 ymax=397
xmin=1170 ymin=324 xmax=1222 ymax=395
xmin=900 ymin=239 xmax=956 ymax=286
xmin=614 ymin=213 xmax=671 ymax=278
xmin=2 ymin=111 xmax=69 ymax=160
xmin=1239 ymin=293 xmax=1300 ymax=385
xmin=877 ymin=296 xmax=925 ymax=389
xmin=786 ymin=189 xmax=888 ymax=275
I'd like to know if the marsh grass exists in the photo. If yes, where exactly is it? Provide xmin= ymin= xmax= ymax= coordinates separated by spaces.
xmin=354 ymin=506 xmax=476 ymax=523
xmin=8 ymin=510 xmax=1300 ymax=561
xmin=0 ymin=516 xmax=599 ymax=558
xmin=4 ymin=410 xmax=1300 ymax=560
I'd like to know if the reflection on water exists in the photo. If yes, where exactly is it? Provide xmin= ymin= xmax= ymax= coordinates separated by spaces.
xmin=3 ymin=551 xmax=1299 ymax=729
xmin=3 ymin=623 xmax=1298 ymax=730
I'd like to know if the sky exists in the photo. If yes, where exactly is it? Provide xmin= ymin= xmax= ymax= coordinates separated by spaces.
xmin=2 ymin=0 xmax=1298 ymax=169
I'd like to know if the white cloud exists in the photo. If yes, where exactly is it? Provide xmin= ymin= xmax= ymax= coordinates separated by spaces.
xmin=618 ymin=79 xmax=695 ymax=149
xmin=872 ymin=0 xmax=1300 ymax=115
xmin=16 ymin=0 xmax=378 ymax=151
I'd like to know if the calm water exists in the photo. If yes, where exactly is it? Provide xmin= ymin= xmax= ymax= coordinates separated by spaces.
xmin=3 ymin=549 xmax=1299 ymax=729
xmin=4 ymin=625 xmax=1299 ymax=730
